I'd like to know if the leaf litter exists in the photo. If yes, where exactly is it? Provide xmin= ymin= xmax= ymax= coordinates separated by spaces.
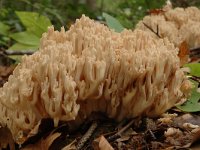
xmin=0 ymin=111 xmax=198 ymax=150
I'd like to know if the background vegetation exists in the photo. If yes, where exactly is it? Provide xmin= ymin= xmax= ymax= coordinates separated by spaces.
xmin=0 ymin=0 xmax=200 ymax=51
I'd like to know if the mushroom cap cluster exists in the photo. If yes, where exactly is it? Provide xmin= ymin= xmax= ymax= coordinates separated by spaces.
xmin=0 ymin=15 xmax=187 ymax=143
xmin=136 ymin=6 xmax=200 ymax=48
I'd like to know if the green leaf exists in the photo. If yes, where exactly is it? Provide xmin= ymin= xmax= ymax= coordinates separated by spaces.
xmin=8 ymin=55 xmax=22 ymax=63
xmin=0 ymin=22 xmax=10 ymax=36
xmin=0 ymin=36 xmax=10 ymax=46
xmin=10 ymin=32 xmax=40 ymax=46
xmin=184 ymin=63 xmax=200 ymax=77
xmin=9 ymin=43 xmax=38 ymax=51
xmin=102 ymin=12 xmax=124 ymax=32
xmin=15 ymin=11 xmax=51 ymax=37
xmin=177 ymin=81 xmax=200 ymax=112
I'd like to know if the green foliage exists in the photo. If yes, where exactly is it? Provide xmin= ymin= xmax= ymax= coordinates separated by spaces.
xmin=9 ymin=32 xmax=40 ymax=50
xmin=177 ymin=63 xmax=200 ymax=112
xmin=15 ymin=11 xmax=51 ymax=37
xmin=0 ymin=22 xmax=10 ymax=36
xmin=102 ymin=12 xmax=124 ymax=32
xmin=9 ymin=43 xmax=39 ymax=51
xmin=0 ymin=0 xmax=99 ymax=50
xmin=171 ymin=0 xmax=200 ymax=8
xmin=9 ymin=11 xmax=52 ymax=50
xmin=0 ymin=22 xmax=11 ymax=46
xmin=177 ymin=81 xmax=200 ymax=112
xmin=184 ymin=63 xmax=200 ymax=77
xmin=1 ymin=0 xmax=200 ymax=51
xmin=101 ymin=0 xmax=166 ymax=28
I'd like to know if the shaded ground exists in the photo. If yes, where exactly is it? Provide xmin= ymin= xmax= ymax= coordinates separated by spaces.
xmin=10 ymin=111 xmax=200 ymax=150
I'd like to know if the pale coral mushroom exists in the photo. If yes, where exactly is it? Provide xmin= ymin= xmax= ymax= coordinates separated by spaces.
xmin=179 ymin=20 xmax=200 ymax=48
xmin=0 ymin=15 xmax=188 ymax=144
xmin=136 ymin=6 xmax=200 ymax=49
xmin=136 ymin=15 xmax=180 ymax=46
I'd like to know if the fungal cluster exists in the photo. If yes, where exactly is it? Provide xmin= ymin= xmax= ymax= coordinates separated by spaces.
xmin=0 ymin=15 xmax=188 ymax=143
xmin=136 ymin=6 xmax=200 ymax=48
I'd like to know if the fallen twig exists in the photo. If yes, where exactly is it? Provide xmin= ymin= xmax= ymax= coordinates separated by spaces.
xmin=146 ymin=118 xmax=157 ymax=140
xmin=143 ymin=22 xmax=161 ymax=38
xmin=190 ymin=47 xmax=200 ymax=52
xmin=147 ymin=129 xmax=156 ymax=140
xmin=189 ymin=75 xmax=200 ymax=83
xmin=190 ymin=47 xmax=200 ymax=59
xmin=115 ymin=119 xmax=128 ymax=130
xmin=76 ymin=121 xmax=98 ymax=150
xmin=189 ymin=75 xmax=200 ymax=88
xmin=107 ymin=119 xmax=135 ymax=142
xmin=4 ymin=50 xmax=35 ymax=55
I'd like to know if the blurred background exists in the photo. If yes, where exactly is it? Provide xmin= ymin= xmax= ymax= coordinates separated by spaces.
xmin=0 ymin=0 xmax=200 ymax=51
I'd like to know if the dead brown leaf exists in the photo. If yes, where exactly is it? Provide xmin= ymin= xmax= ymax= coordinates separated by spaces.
xmin=116 ymin=136 xmax=130 ymax=142
xmin=178 ymin=41 xmax=190 ymax=66
xmin=0 ymin=65 xmax=15 ymax=87
xmin=191 ymin=142 xmax=200 ymax=150
xmin=183 ymin=128 xmax=200 ymax=148
xmin=164 ymin=127 xmax=200 ymax=148
xmin=173 ymin=113 xmax=200 ymax=129
xmin=0 ymin=65 xmax=15 ymax=77
xmin=26 ymin=120 xmax=42 ymax=139
xmin=147 ymin=8 xmax=165 ymax=15
xmin=21 ymin=132 xmax=61 ymax=150
xmin=93 ymin=135 xmax=114 ymax=150
xmin=165 ymin=127 xmax=191 ymax=146
xmin=61 ymin=140 xmax=76 ymax=150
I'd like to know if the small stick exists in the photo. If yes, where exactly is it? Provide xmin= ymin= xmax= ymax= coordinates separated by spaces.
xmin=189 ymin=75 xmax=200 ymax=83
xmin=76 ymin=121 xmax=98 ymax=150
xmin=156 ymin=24 xmax=159 ymax=37
xmin=107 ymin=119 xmax=134 ymax=142
xmin=189 ymin=76 xmax=200 ymax=88
xmin=147 ymin=129 xmax=156 ymax=140
xmin=4 ymin=50 xmax=35 ymax=55
xmin=115 ymin=118 xmax=128 ymax=130
xmin=190 ymin=47 xmax=200 ymax=56
xmin=190 ymin=47 xmax=200 ymax=52
xmin=190 ymin=52 xmax=200 ymax=58
xmin=143 ymin=22 xmax=161 ymax=38
xmin=117 ymin=119 xmax=134 ymax=135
